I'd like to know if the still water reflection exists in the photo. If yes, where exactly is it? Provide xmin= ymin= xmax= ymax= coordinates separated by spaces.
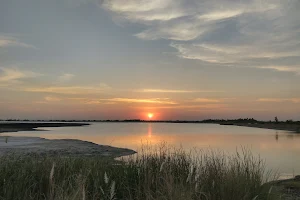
xmin=3 ymin=123 xmax=300 ymax=178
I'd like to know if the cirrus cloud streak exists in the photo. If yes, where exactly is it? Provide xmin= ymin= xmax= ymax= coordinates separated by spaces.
xmin=102 ymin=0 xmax=300 ymax=74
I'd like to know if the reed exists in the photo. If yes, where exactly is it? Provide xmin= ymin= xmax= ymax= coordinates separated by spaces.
xmin=0 ymin=144 xmax=275 ymax=200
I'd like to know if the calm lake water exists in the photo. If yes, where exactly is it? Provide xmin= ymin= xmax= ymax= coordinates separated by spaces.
xmin=2 ymin=123 xmax=300 ymax=178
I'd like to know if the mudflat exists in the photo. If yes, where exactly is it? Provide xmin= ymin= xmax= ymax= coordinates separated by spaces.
xmin=0 ymin=136 xmax=136 ymax=158
xmin=0 ymin=122 xmax=89 ymax=133
xmin=0 ymin=122 xmax=136 ymax=157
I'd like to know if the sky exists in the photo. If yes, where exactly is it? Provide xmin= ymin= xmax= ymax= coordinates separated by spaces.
xmin=0 ymin=0 xmax=300 ymax=120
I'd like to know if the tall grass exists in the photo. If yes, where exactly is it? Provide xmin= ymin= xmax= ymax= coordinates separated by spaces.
xmin=0 ymin=144 xmax=275 ymax=200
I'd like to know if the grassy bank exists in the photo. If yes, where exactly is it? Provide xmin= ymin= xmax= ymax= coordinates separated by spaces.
xmin=0 ymin=145 xmax=275 ymax=200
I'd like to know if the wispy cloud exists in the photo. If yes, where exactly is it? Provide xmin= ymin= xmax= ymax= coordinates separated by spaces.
xmin=84 ymin=101 xmax=116 ymax=105
xmin=44 ymin=96 xmax=62 ymax=102
xmin=58 ymin=73 xmax=75 ymax=82
xmin=0 ymin=67 xmax=42 ymax=85
xmin=36 ymin=96 xmax=177 ymax=105
xmin=83 ymin=98 xmax=177 ymax=105
xmin=257 ymin=98 xmax=300 ymax=103
xmin=102 ymin=0 xmax=186 ymax=22
xmin=258 ymin=66 xmax=300 ymax=75
xmin=135 ymin=104 xmax=226 ymax=110
xmin=110 ymin=98 xmax=177 ymax=104
xmin=136 ymin=89 xmax=223 ymax=93
xmin=191 ymin=98 xmax=221 ymax=103
xmin=24 ymin=83 xmax=111 ymax=95
xmin=0 ymin=35 xmax=36 ymax=49
xmin=198 ymin=10 xmax=243 ymax=21
xmin=102 ymin=0 xmax=300 ymax=74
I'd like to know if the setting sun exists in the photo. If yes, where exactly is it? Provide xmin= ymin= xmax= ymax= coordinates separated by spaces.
xmin=148 ymin=113 xmax=153 ymax=119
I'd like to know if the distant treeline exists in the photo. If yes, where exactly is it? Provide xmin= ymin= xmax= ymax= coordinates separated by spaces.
xmin=0 ymin=118 xmax=299 ymax=124
xmin=202 ymin=118 xmax=300 ymax=124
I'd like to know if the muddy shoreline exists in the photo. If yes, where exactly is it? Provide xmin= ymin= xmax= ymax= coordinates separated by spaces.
xmin=0 ymin=123 xmax=136 ymax=157
xmin=0 ymin=122 xmax=90 ymax=133
xmin=0 ymin=136 xmax=136 ymax=158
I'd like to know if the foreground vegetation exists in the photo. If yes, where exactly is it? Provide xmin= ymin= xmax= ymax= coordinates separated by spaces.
xmin=0 ymin=145 xmax=277 ymax=200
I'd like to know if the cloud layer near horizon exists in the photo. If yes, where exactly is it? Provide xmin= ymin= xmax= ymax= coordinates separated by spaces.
xmin=103 ymin=0 xmax=300 ymax=74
